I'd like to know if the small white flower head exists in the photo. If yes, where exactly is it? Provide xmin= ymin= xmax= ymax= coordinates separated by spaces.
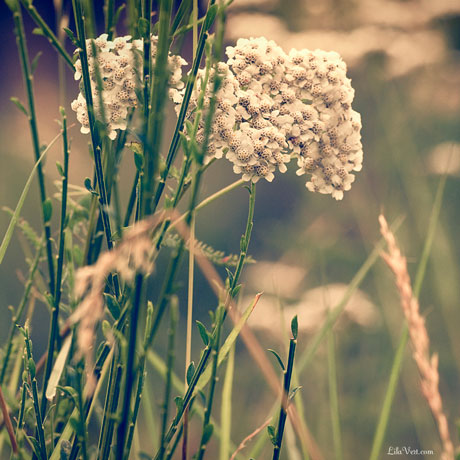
xmin=72 ymin=33 xmax=187 ymax=141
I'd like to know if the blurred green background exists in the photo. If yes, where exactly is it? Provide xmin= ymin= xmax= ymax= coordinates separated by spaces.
xmin=1 ymin=0 xmax=460 ymax=458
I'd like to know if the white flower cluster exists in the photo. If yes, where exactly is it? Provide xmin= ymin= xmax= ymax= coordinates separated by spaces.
xmin=174 ymin=37 xmax=363 ymax=199
xmin=71 ymin=33 xmax=186 ymax=141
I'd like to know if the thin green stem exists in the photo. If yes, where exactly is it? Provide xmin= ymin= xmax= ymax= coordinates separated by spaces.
xmin=219 ymin=344 xmax=235 ymax=460
xmin=327 ymin=331 xmax=343 ymax=460
xmin=104 ymin=0 xmax=115 ymax=39
xmin=272 ymin=337 xmax=296 ymax=460
xmin=116 ymin=273 xmax=143 ymax=460
xmin=40 ymin=109 xmax=71 ymax=416
xmin=72 ymin=0 xmax=119 ymax=296
xmin=11 ymin=1 xmax=56 ymax=297
xmin=196 ymin=307 xmax=225 ymax=460
xmin=157 ymin=298 xmax=179 ymax=460
xmin=142 ymin=0 xmax=172 ymax=216
xmin=18 ymin=0 xmax=75 ymax=70
xmin=23 ymin=326 xmax=48 ymax=460
xmin=151 ymin=0 xmax=217 ymax=215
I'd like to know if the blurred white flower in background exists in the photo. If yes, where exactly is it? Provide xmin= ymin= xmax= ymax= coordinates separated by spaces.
xmin=427 ymin=142 xmax=460 ymax=176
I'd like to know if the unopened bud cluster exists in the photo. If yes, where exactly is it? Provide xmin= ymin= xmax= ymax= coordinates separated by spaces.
xmin=173 ymin=37 xmax=363 ymax=200
xmin=71 ymin=33 xmax=186 ymax=140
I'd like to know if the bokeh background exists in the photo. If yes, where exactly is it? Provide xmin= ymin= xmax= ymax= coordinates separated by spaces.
xmin=1 ymin=0 xmax=460 ymax=458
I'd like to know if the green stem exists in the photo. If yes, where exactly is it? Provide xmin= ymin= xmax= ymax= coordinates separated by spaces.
xmin=151 ymin=0 xmax=217 ymax=215
xmin=104 ymin=0 xmax=115 ymax=39
xmin=116 ymin=273 xmax=143 ymax=460
xmin=40 ymin=109 xmax=70 ymax=416
xmin=97 ymin=356 xmax=123 ymax=460
xmin=72 ymin=0 xmax=119 ymax=296
xmin=23 ymin=327 xmax=48 ymax=460
xmin=196 ymin=307 xmax=225 ymax=460
xmin=18 ymin=0 xmax=75 ymax=70
xmin=11 ymin=1 xmax=56 ymax=297
xmin=272 ymin=337 xmax=296 ymax=460
xmin=327 ymin=331 xmax=343 ymax=460
xmin=157 ymin=298 xmax=179 ymax=460
xmin=142 ymin=0 xmax=172 ymax=216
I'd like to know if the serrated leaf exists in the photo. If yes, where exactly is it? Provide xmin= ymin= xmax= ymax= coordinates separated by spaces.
xmin=10 ymin=97 xmax=28 ymax=116
xmin=291 ymin=315 xmax=298 ymax=340
xmin=267 ymin=349 xmax=285 ymax=371
xmin=63 ymin=27 xmax=79 ymax=47
xmin=43 ymin=198 xmax=52 ymax=223
xmin=267 ymin=425 xmax=277 ymax=445
xmin=186 ymin=361 xmax=195 ymax=385
xmin=196 ymin=321 xmax=209 ymax=346
xmin=201 ymin=423 xmax=214 ymax=445
xmin=31 ymin=51 xmax=42 ymax=74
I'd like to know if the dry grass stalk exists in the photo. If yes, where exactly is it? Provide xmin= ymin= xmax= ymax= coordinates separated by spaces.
xmin=379 ymin=214 xmax=454 ymax=460
xmin=0 ymin=384 xmax=18 ymax=454
xmin=229 ymin=417 xmax=271 ymax=460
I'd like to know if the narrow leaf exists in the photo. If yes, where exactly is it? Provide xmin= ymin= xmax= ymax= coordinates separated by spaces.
xmin=202 ymin=423 xmax=214 ymax=445
xmin=46 ymin=336 xmax=72 ymax=400
xmin=43 ymin=198 xmax=52 ymax=223
xmin=267 ymin=425 xmax=277 ymax=445
xmin=267 ymin=349 xmax=285 ymax=371
xmin=31 ymin=51 xmax=42 ymax=74
xmin=63 ymin=27 xmax=79 ymax=47
xmin=203 ymin=4 xmax=218 ymax=32
xmin=291 ymin=315 xmax=298 ymax=340
xmin=186 ymin=361 xmax=196 ymax=385
xmin=196 ymin=320 xmax=209 ymax=346
xmin=10 ymin=97 xmax=28 ymax=116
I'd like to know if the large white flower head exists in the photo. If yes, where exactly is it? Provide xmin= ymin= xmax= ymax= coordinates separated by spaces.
xmin=72 ymin=34 xmax=186 ymax=141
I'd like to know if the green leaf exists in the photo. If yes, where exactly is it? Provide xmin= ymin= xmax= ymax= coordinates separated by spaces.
xmin=63 ymin=27 xmax=79 ymax=47
xmin=267 ymin=425 xmax=277 ymax=445
xmin=231 ymin=284 xmax=242 ymax=298
xmin=10 ymin=97 xmax=28 ymax=116
xmin=196 ymin=321 xmax=209 ymax=346
xmin=174 ymin=396 xmax=184 ymax=413
xmin=203 ymin=4 xmax=218 ymax=32
xmin=291 ymin=315 xmax=298 ymax=340
xmin=43 ymin=198 xmax=53 ymax=223
xmin=56 ymin=161 xmax=64 ymax=176
xmin=56 ymin=385 xmax=79 ymax=404
xmin=28 ymin=436 xmax=45 ymax=460
xmin=31 ymin=51 xmax=42 ymax=74
xmin=267 ymin=349 xmax=285 ymax=371
xmin=186 ymin=361 xmax=195 ymax=385
xmin=201 ymin=423 xmax=214 ymax=445
xmin=32 ymin=27 xmax=45 ymax=36
xmin=104 ymin=293 xmax=121 ymax=320
xmin=28 ymin=358 xmax=36 ymax=379
xmin=84 ymin=177 xmax=98 ymax=196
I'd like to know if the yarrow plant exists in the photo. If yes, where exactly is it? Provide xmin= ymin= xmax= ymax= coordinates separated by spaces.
xmin=3 ymin=2 xmax=454 ymax=460
xmin=172 ymin=36 xmax=363 ymax=199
